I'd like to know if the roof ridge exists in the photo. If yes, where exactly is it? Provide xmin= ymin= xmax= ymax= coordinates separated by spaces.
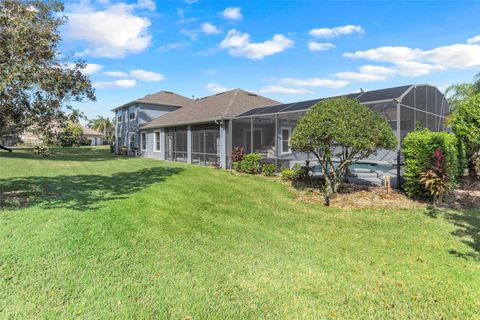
xmin=223 ymin=89 xmax=240 ymax=117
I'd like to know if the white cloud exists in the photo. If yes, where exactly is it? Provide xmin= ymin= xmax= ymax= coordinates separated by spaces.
xmin=65 ymin=63 xmax=103 ymax=75
xmin=259 ymin=86 xmax=314 ymax=95
xmin=136 ymin=0 xmax=155 ymax=11
xmin=309 ymin=25 xmax=364 ymax=38
xmin=201 ymin=22 xmax=221 ymax=35
xmin=157 ymin=41 xmax=190 ymax=52
xmin=185 ymin=0 xmax=198 ymax=4
xmin=221 ymin=7 xmax=242 ymax=21
xmin=206 ymin=83 xmax=232 ymax=93
xmin=81 ymin=63 xmax=103 ymax=75
xmin=467 ymin=35 xmax=480 ymax=44
xmin=130 ymin=69 xmax=164 ymax=82
xmin=336 ymin=65 xmax=396 ymax=82
xmin=278 ymin=77 xmax=348 ymax=88
xmin=343 ymin=42 xmax=480 ymax=78
xmin=308 ymin=42 xmax=335 ymax=52
xmin=220 ymin=29 xmax=293 ymax=60
xmin=104 ymin=70 xmax=128 ymax=77
xmin=180 ymin=28 xmax=199 ymax=40
xmin=94 ymin=79 xmax=137 ymax=89
xmin=65 ymin=3 xmax=152 ymax=58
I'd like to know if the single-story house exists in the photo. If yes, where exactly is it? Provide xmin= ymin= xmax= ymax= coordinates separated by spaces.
xmin=82 ymin=127 xmax=104 ymax=146
xmin=113 ymin=84 xmax=449 ymax=187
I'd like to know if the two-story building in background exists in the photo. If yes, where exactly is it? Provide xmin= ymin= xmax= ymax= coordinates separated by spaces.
xmin=113 ymin=91 xmax=192 ymax=152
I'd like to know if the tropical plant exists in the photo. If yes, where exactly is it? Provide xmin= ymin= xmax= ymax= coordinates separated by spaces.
xmin=290 ymin=98 xmax=397 ymax=196
xmin=231 ymin=147 xmax=245 ymax=163
xmin=445 ymin=73 xmax=480 ymax=109
xmin=0 ymin=0 xmax=95 ymax=152
xmin=420 ymin=148 xmax=451 ymax=205
xmin=403 ymin=129 xmax=461 ymax=199
xmin=89 ymin=116 xmax=114 ymax=144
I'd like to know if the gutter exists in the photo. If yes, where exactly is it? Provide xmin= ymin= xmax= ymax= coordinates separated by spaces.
xmin=139 ymin=116 xmax=230 ymax=130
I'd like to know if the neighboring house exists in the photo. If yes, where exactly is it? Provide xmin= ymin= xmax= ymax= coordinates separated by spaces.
xmin=115 ymin=84 xmax=449 ymax=187
xmin=82 ymin=127 xmax=104 ymax=146
xmin=112 ymin=91 xmax=193 ymax=152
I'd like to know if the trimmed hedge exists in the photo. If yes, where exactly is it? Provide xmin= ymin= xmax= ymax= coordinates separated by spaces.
xmin=403 ymin=129 xmax=465 ymax=199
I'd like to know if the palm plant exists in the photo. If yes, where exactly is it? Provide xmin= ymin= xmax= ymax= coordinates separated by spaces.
xmin=89 ymin=116 xmax=114 ymax=144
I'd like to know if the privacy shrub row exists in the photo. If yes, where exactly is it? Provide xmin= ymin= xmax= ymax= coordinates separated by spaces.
xmin=403 ymin=129 xmax=466 ymax=199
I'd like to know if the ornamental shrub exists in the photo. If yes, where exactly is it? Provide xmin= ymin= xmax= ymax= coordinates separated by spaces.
xmin=262 ymin=163 xmax=276 ymax=176
xmin=280 ymin=168 xmax=295 ymax=181
xmin=235 ymin=153 xmax=262 ymax=174
xmin=420 ymin=148 xmax=451 ymax=204
xmin=231 ymin=147 xmax=245 ymax=163
xmin=403 ymin=129 xmax=462 ymax=199
xmin=291 ymin=163 xmax=313 ymax=181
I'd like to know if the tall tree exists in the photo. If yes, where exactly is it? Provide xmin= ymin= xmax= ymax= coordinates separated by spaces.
xmin=0 ymin=0 xmax=95 ymax=151
xmin=290 ymin=98 xmax=397 ymax=196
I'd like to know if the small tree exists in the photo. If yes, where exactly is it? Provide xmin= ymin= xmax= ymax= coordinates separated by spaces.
xmin=449 ymin=93 xmax=480 ymax=178
xmin=290 ymin=98 xmax=397 ymax=195
xmin=59 ymin=122 xmax=88 ymax=147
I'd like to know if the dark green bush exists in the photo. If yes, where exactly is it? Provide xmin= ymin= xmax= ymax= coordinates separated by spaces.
xmin=262 ymin=163 xmax=276 ymax=176
xmin=403 ymin=129 xmax=462 ymax=199
xmin=235 ymin=153 xmax=262 ymax=174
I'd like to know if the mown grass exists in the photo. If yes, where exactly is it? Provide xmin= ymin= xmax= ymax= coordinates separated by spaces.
xmin=0 ymin=147 xmax=479 ymax=319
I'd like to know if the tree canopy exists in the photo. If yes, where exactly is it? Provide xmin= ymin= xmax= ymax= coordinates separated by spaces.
xmin=290 ymin=98 xmax=397 ymax=194
xmin=0 ymin=0 xmax=95 ymax=149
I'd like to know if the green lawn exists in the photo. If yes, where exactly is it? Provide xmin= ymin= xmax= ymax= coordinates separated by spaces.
xmin=0 ymin=147 xmax=479 ymax=319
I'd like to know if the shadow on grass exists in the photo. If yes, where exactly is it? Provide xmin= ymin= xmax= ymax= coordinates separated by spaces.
xmin=425 ymin=203 xmax=480 ymax=262
xmin=0 ymin=167 xmax=184 ymax=211
xmin=446 ymin=210 xmax=480 ymax=262
xmin=0 ymin=147 xmax=117 ymax=162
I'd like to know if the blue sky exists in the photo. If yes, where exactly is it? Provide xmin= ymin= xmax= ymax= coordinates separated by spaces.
xmin=61 ymin=0 xmax=480 ymax=119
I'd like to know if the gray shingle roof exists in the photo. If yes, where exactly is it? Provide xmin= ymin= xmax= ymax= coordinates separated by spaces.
xmin=111 ymin=91 xmax=193 ymax=111
xmin=82 ymin=126 xmax=104 ymax=136
xmin=140 ymin=89 xmax=281 ymax=129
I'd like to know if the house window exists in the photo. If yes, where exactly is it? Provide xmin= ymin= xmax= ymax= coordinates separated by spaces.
xmin=281 ymin=127 xmax=291 ymax=154
xmin=117 ymin=136 xmax=121 ymax=146
xmin=141 ymin=132 xmax=147 ymax=151
xmin=129 ymin=111 xmax=135 ymax=120
xmin=154 ymin=131 xmax=161 ymax=152
xmin=129 ymin=133 xmax=136 ymax=149
xmin=117 ymin=115 xmax=122 ymax=122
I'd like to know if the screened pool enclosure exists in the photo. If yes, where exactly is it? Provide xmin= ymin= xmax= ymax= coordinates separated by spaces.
xmin=138 ymin=84 xmax=449 ymax=187
xmin=228 ymin=85 xmax=449 ymax=182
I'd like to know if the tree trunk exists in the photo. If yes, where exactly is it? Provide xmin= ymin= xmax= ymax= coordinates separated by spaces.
xmin=0 ymin=144 xmax=13 ymax=152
